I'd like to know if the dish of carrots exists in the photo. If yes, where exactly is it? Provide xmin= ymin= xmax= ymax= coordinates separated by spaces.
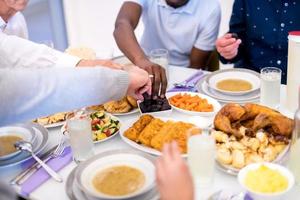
xmin=168 ymin=93 xmax=214 ymax=112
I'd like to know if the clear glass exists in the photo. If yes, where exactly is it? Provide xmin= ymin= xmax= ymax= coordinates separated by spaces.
xmin=260 ymin=67 xmax=282 ymax=109
xmin=187 ymin=127 xmax=215 ymax=187
xmin=67 ymin=117 xmax=94 ymax=163
xmin=288 ymin=87 xmax=300 ymax=184
xmin=149 ymin=49 xmax=169 ymax=79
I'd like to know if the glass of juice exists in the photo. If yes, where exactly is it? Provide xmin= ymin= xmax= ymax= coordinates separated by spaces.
xmin=187 ymin=127 xmax=215 ymax=187
xmin=260 ymin=67 xmax=282 ymax=109
xmin=150 ymin=49 xmax=169 ymax=79
xmin=67 ymin=116 xmax=94 ymax=163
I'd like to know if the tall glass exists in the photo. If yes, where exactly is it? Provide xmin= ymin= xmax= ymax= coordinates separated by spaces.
xmin=260 ymin=67 xmax=282 ymax=109
xmin=187 ymin=127 xmax=215 ymax=187
xmin=67 ymin=116 xmax=94 ymax=163
xmin=150 ymin=49 xmax=169 ymax=79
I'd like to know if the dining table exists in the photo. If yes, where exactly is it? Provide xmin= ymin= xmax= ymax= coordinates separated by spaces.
xmin=1 ymin=66 xmax=299 ymax=200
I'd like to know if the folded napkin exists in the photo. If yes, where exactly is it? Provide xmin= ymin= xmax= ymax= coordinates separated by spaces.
xmin=20 ymin=146 xmax=73 ymax=197
xmin=168 ymin=70 xmax=205 ymax=92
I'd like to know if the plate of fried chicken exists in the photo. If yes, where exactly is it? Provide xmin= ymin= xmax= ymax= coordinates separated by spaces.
xmin=120 ymin=115 xmax=201 ymax=156
xmin=212 ymin=103 xmax=293 ymax=175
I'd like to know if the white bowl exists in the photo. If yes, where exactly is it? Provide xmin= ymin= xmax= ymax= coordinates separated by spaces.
xmin=238 ymin=163 xmax=295 ymax=200
xmin=0 ymin=126 xmax=36 ymax=160
xmin=207 ymin=69 xmax=260 ymax=96
xmin=166 ymin=92 xmax=222 ymax=117
xmin=76 ymin=153 xmax=155 ymax=199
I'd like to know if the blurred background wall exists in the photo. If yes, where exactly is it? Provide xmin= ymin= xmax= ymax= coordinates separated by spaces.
xmin=23 ymin=0 xmax=234 ymax=64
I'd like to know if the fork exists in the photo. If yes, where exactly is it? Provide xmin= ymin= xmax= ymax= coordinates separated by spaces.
xmin=11 ymin=135 xmax=67 ymax=185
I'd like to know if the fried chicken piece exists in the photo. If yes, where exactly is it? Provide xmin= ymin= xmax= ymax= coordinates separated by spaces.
xmin=104 ymin=97 xmax=132 ymax=113
xmin=138 ymin=118 xmax=165 ymax=146
xmin=124 ymin=115 xmax=154 ymax=142
xmin=214 ymin=103 xmax=246 ymax=138
xmin=126 ymin=96 xmax=138 ymax=108
xmin=150 ymin=121 xmax=175 ymax=150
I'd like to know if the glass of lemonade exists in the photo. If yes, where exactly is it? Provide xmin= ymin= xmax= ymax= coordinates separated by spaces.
xmin=150 ymin=49 xmax=169 ymax=79
xmin=67 ymin=116 xmax=94 ymax=163
xmin=260 ymin=67 xmax=282 ymax=109
xmin=187 ymin=127 xmax=215 ymax=187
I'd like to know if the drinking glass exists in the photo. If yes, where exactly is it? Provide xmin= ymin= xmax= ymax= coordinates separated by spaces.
xmin=260 ymin=67 xmax=282 ymax=109
xmin=149 ymin=49 xmax=169 ymax=79
xmin=67 ymin=116 xmax=94 ymax=163
xmin=187 ymin=127 xmax=215 ymax=187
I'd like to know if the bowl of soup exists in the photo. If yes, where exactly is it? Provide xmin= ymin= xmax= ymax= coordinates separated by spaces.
xmin=76 ymin=150 xmax=155 ymax=199
xmin=206 ymin=69 xmax=260 ymax=96
xmin=0 ymin=125 xmax=36 ymax=160
xmin=238 ymin=163 xmax=294 ymax=200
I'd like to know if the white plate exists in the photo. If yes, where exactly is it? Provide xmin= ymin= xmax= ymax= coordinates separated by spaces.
xmin=0 ymin=123 xmax=48 ymax=168
xmin=120 ymin=116 xmax=212 ymax=157
xmin=206 ymin=69 xmax=260 ymax=96
xmin=166 ymin=92 xmax=222 ymax=116
xmin=76 ymin=151 xmax=155 ymax=199
xmin=61 ymin=112 xmax=121 ymax=144
xmin=197 ymin=77 xmax=260 ymax=104
xmin=0 ymin=125 xmax=36 ymax=161
xmin=108 ymin=108 xmax=139 ymax=116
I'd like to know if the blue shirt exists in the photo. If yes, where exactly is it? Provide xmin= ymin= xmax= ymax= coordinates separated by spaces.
xmin=221 ymin=0 xmax=300 ymax=84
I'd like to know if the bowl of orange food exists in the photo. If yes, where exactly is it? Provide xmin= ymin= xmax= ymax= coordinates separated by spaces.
xmin=166 ymin=92 xmax=221 ymax=116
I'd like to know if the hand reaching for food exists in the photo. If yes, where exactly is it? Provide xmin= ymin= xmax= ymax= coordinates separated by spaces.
xmin=126 ymin=66 xmax=151 ymax=100
xmin=156 ymin=142 xmax=194 ymax=200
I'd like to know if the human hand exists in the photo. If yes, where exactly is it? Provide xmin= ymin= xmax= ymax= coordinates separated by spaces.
xmin=156 ymin=142 xmax=194 ymax=200
xmin=216 ymin=33 xmax=242 ymax=60
xmin=135 ymin=59 xmax=168 ymax=98
xmin=126 ymin=66 xmax=151 ymax=100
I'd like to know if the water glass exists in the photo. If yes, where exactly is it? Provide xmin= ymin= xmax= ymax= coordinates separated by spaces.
xmin=187 ymin=127 xmax=215 ymax=187
xmin=67 ymin=116 xmax=94 ymax=163
xmin=149 ymin=49 xmax=169 ymax=79
xmin=260 ymin=67 xmax=282 ymax=109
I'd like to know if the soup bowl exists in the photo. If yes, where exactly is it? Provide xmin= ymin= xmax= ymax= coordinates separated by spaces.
xmin=0 ymin=124 xmax=36 ymax=160
xmin=76 ymin=150 xmax=156 ymax=200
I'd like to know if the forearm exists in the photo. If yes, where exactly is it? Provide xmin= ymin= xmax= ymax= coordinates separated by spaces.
xmin=0 ymin=33 xmax=80 ymax=68
xmin=114 ymin=21 xmax=148 ymax=65
xmin=0 ymin=68 xmax=129 ymax=126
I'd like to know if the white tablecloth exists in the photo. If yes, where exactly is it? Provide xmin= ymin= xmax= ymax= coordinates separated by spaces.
xmin=2 ymin=66 xmax=299 ymax=200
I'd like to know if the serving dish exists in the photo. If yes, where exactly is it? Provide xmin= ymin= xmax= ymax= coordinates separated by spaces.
xmin=166 ymin=91 xmax=221 ymax=116
xmin=62 ymin=111 xmax=121 ymax=144
xmin=238 ymin=163 xmax=294 ymax=200
xmin=206 ymin=68 xmax=260 ymax=96
xmin=120 ymin=115 xmax=209 ymax=156
xmin=212 ymin=103 xmax=293 ymax=175
xmin=75 ymin=150 xmax=156 ymax=200
xmin=0 ymin=125 xmax=36 ymax=160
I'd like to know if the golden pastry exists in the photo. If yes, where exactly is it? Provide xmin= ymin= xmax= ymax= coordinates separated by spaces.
xmin=126 ymin=96 xmax=138 ymax=108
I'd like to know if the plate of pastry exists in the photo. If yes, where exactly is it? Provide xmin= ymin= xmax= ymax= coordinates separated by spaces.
xmin=120 ymin=115 xmax=202 ymax=156
xmin=87 ymin=96 xmax=139 ymax=116
xmin=212 ymin=103 xmax=292 ymax=175
xmin=34 ymin=112 xmax=74 ymax=128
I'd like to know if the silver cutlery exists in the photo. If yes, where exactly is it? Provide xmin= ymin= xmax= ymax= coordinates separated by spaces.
xmin=11 ymin=136 xmax=67 ymax=185
xmin=15 ymin=141 xmax=63 ymax=183
xmin=173 ymin=81 xmax=195 ymax=88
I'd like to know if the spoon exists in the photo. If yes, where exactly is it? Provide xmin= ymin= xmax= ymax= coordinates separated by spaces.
xmin=173 ymin=81 xmax=195 ymax=89
xmin=15 ymin=141 xmax=63 ymax=182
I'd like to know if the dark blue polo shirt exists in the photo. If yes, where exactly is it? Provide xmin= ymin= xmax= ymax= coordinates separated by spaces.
xmin=220 ymin=0 xmax=300 ymax=84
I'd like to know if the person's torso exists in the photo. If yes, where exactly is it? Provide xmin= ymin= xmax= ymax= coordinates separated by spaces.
xmin=235 ymin=0 xmax=300 ymax=83
xmin=140 ymin=0 xmax=217 ymax=67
